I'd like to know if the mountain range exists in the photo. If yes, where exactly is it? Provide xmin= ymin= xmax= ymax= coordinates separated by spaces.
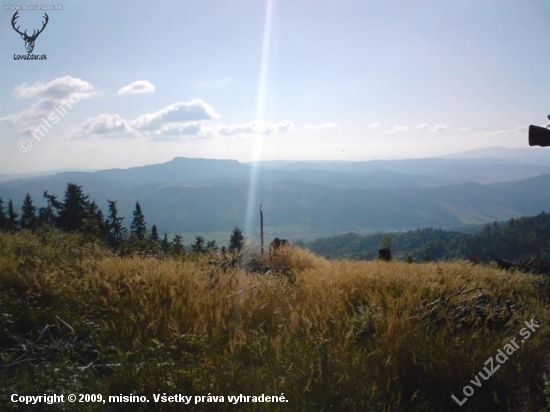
xmin=1 ymin=147 xmax=549 ymax=240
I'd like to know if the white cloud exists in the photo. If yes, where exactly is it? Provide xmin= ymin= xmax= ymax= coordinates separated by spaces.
xmin=78 ymin=114 xmax=133 ymax=137
xmin=386 ymin=125 xmax=410 ymax=133
xmin=263 ymin=120 xmax=294 ymax=135
xmin=476 ymin=126 xmax=526 ymax=137
xmin=149 ymin=124 xmax=209 ymax=142
xmin=417 ymin=123 xmax=448 ymax=132
xmin=369 ymin=122 xmax=381 ymax=128
xmin=71 ymin=96 xmax=293 ymax=141
xmin=1 ymin=76 xmax=96 ymax=129
xmin=219 ymin=120 xmax=294 ymax=136
xmin=219 ymin=122 xmax=258 ymax=136
xmin=304 ymin=122 xmax=338 ymax=130
xmin=157 ymin=123 xmax=202 ymax=137
xmin=130 ymin=100 xmax=219 ymax=130
xmin=14 ymin=76 xmax=95 ymax=100
xmin=117 ymin=80 xmax=156 ymax=95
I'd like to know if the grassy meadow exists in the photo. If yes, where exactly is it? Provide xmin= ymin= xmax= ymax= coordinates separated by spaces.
xmin=1 ymin=229 xmax=549 ymax=411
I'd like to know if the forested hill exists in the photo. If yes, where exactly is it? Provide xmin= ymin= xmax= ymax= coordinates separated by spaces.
xmin=300 ymin=212 xmax=550 ymax=264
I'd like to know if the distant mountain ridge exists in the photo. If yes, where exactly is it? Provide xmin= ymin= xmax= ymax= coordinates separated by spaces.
xmin=93 ymin=157 xmax=251 ymax=185
xmin=1 ymin=149 xmax=550 ymax=238
xmin=6 ymin=151 xmax=549 ymax=189
xmin=443 ymin=146 xmax=550 ymax=164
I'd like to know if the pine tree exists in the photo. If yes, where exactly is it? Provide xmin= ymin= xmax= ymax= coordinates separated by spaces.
xmin=0 ymin=198 xmax=8 ymax=231
xmin=130 ymin=201 xmax=147 ymax=241
xmin=7 ymin=199 xmax=19 ymax=232
xmin=161 ymin=233 xmax=171 ymax=254
xmin=192 ymin=235 xmax=206 ymax=253
xmin=172 ymin=234 xmax=184 ymax=255
xmin=38 ymin=191 xmax=62 ymax=228
xmin=228 ymin=226 xmax=245 ymax=254
xmin=150 ymin=225 xmax=159 ymax=241
xmin=143 ymin=224 xmax=161 ymax=256
xmin=206 ymin=239 xmax=219 ymax=251
xmin=20 ymin=193 xmax=37 ymax=230
xmin=106 ymin=200 xmax=125 ymax=249
xmin=58 ymin=183 xmax=90 ymax=232
xmin=82 ymin=201 xmax=106 ymax=239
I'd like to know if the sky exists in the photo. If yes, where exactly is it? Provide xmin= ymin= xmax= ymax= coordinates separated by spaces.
xmin=1 ymin=0 xmax=550 ymax=173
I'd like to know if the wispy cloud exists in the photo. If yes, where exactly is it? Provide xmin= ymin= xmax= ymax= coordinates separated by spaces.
xmin=417 ymin=123 xmax=448 ymax=132
xmin=263 ymin=120 xmax=294 ymax=135
xmin=78 ymin=114 xmax=134 ymax=137
xmin=468 ymin=126 xmax=527 ymax=137
xmin=1 ymin=76 xmax=96 ymax=127
xmin=386 ymin=125 xmax=410 ymax=133
xmin=74 ymin=100 xmax=217 ymax=139
xmin=219 ymin=120 xmax=294 ymax=136
xmin=218 ymin=122 xmax=258 ymax=136
xmin=374 ymin=123 xmax=452 ymax=134
xmin=13 ymin=76 xmax=95 ymax=99
xmin=130 ymin=100 xmax=220 ymax=131
xmin=117 ymin=80 xmax=155 ymax=95
xmin=73 ymin=97 xmax=293 ymax=140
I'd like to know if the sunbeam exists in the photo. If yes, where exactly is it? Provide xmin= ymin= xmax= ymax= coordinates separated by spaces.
xmin=244 ymin=0 xmax=275 ymax=241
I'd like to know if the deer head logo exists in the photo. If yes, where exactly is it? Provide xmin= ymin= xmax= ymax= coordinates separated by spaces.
xmin=11 ymin=11 xmax=49 ymax=54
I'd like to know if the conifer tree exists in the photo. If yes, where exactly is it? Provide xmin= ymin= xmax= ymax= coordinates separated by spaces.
xmin=20 ymin=193 xmax=37 ymax=230
xmin=130 ymin=201 xmax=147 ymax=241
xmin=106 ymin=200 xmax=125 ymax=249
xmin=0 ymin=198 xmax=8 ymax=231
xmin=228 ymin=226 xmax=245 ymax=254
xmin=172 ymin=234 xmax=184 ymax=255
xmin=82 ymin=200 xmax=106 ymax=239
xmin=58 ymin=183 xmax=90 ymax=232
xmin=150 ymin=224 xmax=159 ymax=241
xmin=7 ymin=199 xmax=19 ymax=232
xmin=192 ymin=235 xmax=206 ymax=253
xmin=161 ymin=233 xmax=171 ymax=254
xmin=206 ymin=239 xmax=219 ymax=251
xmin=38 ymin=191 xmax=62 ymax=228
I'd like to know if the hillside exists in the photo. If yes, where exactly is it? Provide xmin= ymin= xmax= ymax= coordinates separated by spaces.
xmin=302 ymin=212 xmax=550 ymax=264
xmin=1 ymin=230 xmax=549 ymax=411
xmin=1 ymin=155 xmax=550 ymax=238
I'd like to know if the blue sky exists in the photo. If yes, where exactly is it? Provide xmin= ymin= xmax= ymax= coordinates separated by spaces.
xmin=1 ymin=0 xmax=550 ymax=173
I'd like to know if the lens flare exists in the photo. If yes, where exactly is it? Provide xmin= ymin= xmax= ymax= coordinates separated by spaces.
xmin=244 ymin=0 xmax=275 ymax=239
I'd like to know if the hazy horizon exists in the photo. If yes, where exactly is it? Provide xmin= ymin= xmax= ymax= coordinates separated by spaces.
xmin=0 ymin=144 xmax=548 ymax=177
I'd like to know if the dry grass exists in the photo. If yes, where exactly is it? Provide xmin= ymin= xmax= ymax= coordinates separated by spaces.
xmin=1 ymin=230 xmax=549 ymax=411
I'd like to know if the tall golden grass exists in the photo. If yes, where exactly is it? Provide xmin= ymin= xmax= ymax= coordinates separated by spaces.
xmin=1 ymin=230 xmax=549 ymax=411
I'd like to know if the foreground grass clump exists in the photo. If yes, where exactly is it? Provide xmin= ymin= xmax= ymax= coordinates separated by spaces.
xmin=1 ymin=230 xmax=549 ymax=411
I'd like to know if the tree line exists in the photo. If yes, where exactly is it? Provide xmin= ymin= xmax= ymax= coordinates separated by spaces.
xmin=0 ymin=183 xmax=245 ymax=257
xmin=300 ymin=212 xmax=550 ymax=266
